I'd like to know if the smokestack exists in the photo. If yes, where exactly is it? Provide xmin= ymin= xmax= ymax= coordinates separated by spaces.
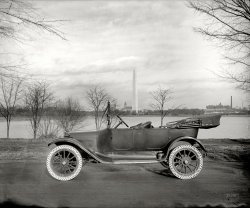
xmin=132 ymin=69 xmax=138 ymax=113
xmin=231 ymin=96 xmax=232 ymax=109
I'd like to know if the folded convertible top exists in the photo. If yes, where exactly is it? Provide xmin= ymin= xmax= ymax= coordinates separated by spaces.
xmin=165 ymin=114 xmax=222 ymax=129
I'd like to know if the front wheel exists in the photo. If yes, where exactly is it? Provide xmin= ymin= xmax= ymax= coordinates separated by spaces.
xmin=169 ymin=144 xmax=203 ymax=179
xmin=46 ymin=145 xmax=83 ymax=181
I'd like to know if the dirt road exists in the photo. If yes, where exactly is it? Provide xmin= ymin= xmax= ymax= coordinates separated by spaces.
xmin=0 ymin=159 xmax=249 ymax=207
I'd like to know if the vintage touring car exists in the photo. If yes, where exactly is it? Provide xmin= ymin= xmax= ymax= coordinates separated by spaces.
xmin=46 ymin=102 xmax=221 ymax=181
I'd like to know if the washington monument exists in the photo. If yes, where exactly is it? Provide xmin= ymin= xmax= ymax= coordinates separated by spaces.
xmin=132 ymin=69 xmax=138 ymax=113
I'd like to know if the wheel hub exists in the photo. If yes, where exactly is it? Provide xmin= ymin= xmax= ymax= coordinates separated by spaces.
xmin=181 ymin=156 xmax=190 ymax=165
xmin=62 ymin=160 xmax=67 ymax=165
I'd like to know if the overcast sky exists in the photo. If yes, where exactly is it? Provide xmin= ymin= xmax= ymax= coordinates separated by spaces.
xmin=3 ymin=0 xmax=248 ymax=109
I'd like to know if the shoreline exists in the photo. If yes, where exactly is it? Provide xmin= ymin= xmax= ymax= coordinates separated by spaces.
xmin=0 ymin=114 xmax=249 ymax=122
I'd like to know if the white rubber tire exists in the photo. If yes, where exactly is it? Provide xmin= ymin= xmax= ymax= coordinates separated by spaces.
xmin=46 ymin=145 xmax=83 ymax=181
xmin=169 ymin=144 xmax=203 ymax=180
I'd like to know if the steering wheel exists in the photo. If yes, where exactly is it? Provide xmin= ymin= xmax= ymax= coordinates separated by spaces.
xmin=116 ymin=115 xmax=129 ymax=128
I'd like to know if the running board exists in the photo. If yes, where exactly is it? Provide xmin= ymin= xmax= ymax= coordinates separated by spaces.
xmin=112 ymin=159 xmax=159 ymax=164
xmin=94 ymin=152 xmax=161 ymax=164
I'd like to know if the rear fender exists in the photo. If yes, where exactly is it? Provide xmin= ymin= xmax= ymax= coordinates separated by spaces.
xmin=164 ymin=136 xmax=207 ymax=159
xmin=48 ymin=138 xmax=99 ymax=162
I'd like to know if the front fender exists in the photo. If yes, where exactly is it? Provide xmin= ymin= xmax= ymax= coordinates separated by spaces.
xmin=48 ymin=137 xmax=82 ymax=148
xmin=48 ymin=138 xmax=100 ymax=162
xmin=165 ymin=136 xmax=207 ymax=159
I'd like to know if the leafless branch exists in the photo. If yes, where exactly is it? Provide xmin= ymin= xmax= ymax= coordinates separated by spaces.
xmin=0 ymin=0 xmax=66 ymax=40
xmin=189 ymin=0 xmax=250 ymax=92
xmin=0 ymin=0 xmax=67 ymax=79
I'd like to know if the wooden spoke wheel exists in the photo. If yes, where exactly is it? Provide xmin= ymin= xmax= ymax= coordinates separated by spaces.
xmin=46 ymin=145 xmax=83 ymax=181
xmin=169 ymin=145 xmax=203 ymax=179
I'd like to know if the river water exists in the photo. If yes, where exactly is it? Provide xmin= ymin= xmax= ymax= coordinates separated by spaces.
xmin=0 ymin=116 xmax=249 ymax=139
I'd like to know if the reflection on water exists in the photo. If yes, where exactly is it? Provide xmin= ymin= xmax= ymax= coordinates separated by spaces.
xmin=0 ymin=116 xmax=249 ymax=139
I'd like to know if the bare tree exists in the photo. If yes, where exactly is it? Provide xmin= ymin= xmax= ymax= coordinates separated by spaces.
xmin=150 ymin=87 xmax=173 ymax=126
xmin=56 ymin=97 xmax=85 ymax=133
xmin=0 ymin=76 xmax=23 ymax=138
xmin=25 ymin=81 xmax=53 ymax=139
xmin=86 ymin=85 xmax=116 ymax=130
xmin=189 ymin=0 xmax=250 ymax=92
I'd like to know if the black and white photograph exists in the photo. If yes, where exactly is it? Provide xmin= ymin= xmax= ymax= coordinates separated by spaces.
xmin=0 ymin=0 xmax=250 ymax=207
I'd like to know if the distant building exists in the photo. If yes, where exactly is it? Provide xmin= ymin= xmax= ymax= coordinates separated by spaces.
xmin=205 ymin=103 xmax=235 ymax=114
xmin=121 ymin=102 xmax=132 ymax=112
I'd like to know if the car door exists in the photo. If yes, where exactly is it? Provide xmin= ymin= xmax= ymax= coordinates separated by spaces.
xmin=111 ymin=128 xmax=134 ymax=151
xmin=134 ymin=128 xmax=169 ymax=150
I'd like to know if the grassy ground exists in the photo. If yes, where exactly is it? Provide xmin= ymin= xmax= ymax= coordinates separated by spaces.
xmin=0 ymin=138 xmax=250 ymax=162
xmin=204 ymin=139 xmax=250 ymax=162
xmin=0 ymin=138 xmax=52 ymax=161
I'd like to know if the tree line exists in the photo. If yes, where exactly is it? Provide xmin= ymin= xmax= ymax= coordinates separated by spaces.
xmin=0 ymin=77 xmax=122 ymax=139
xmin=0 ymin=78 xmax=84 ymax=139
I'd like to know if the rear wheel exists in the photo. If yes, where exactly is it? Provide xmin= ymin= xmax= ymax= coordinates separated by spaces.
xmin=46 ymin=145 xmax=83 ymax=181
xmin=169 ymin=144 xmax=203 ymax=179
